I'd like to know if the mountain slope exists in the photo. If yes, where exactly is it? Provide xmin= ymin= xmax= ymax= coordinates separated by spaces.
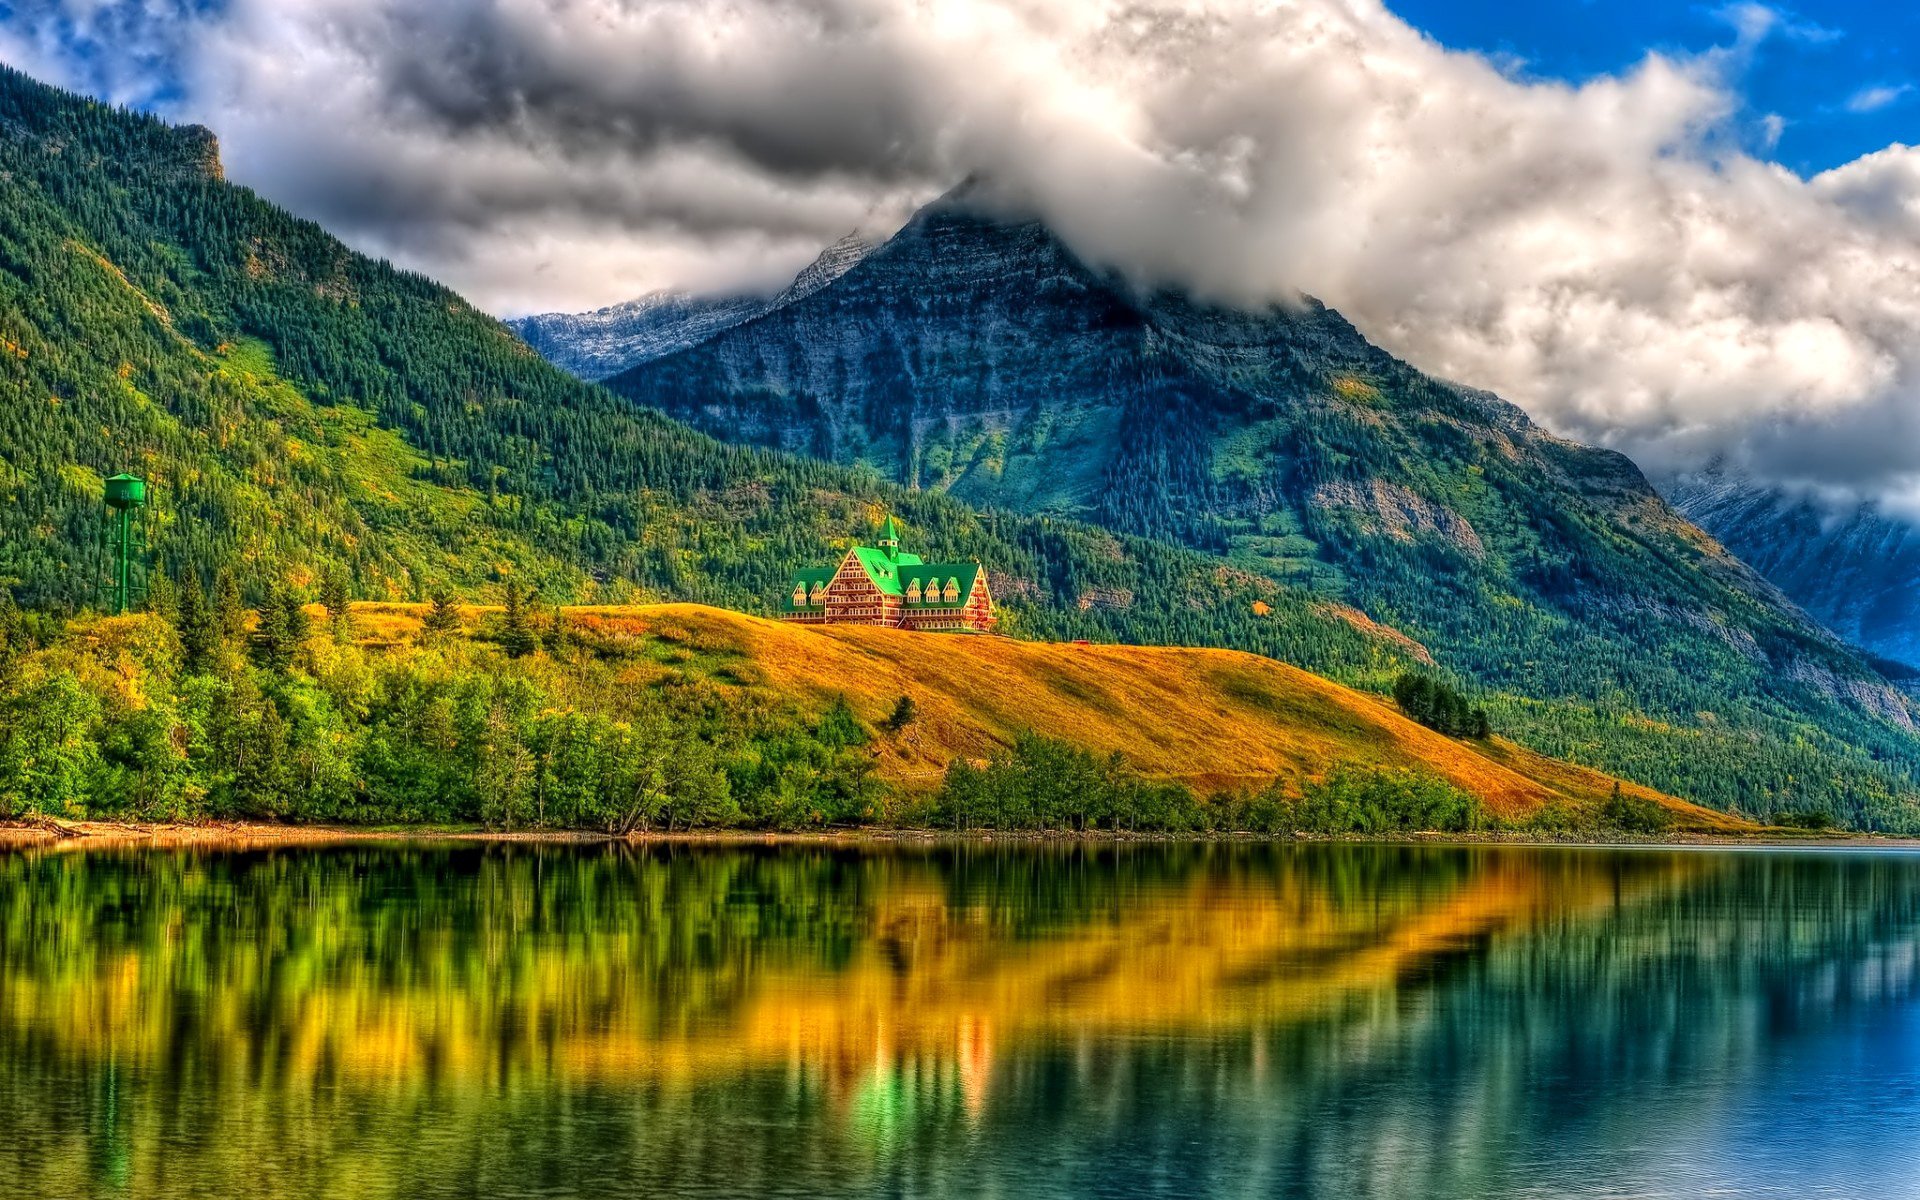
xmin=599 ymin=192 xmax=1920 ymax=825
xmin=1665 ymin=467 xmax=1920 ymax=673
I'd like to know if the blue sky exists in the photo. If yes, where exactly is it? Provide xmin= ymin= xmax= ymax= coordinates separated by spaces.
xmin=1393 ymin=1 xmax=1920 ymax=174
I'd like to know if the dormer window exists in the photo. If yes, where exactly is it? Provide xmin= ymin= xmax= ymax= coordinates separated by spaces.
xmin=792 ymin=584 xmax=808 ymax=607
xmin=810 ymin=582 xmax=827 ymax=604
xmin=906 ymin=580 xmax=922 ymax=602
xmin=944 ymin=579 xmax=960 ymax=603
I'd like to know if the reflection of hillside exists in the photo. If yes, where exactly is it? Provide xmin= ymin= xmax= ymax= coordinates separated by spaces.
xmin=5 ymin=846 xmax=1920 ymax=1200
xmin=0 ymin=846 xmax=1696 ymax=1100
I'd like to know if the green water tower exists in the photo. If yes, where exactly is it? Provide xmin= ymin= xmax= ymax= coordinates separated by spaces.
xmin=103 ymin=473 xmax=149 ymax=615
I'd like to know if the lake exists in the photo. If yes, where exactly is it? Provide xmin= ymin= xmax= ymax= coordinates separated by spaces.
xmin=1 ymin=841 xmax=1917 ymax=1198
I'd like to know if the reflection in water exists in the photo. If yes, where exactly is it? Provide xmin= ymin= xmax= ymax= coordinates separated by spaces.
xmin=2 ymin=843 xmax=1918 ymax=1197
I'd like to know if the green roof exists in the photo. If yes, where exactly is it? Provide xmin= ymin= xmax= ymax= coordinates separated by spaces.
xmin=898 ymin=562 xmax=983 ymax=605
xmin=880 ymin=515 xmax=901 ymax=543
xmin=850 ymin=546 xmax=923 ymax=595
xmin=778 ymin=567 xmax=837 ymax=613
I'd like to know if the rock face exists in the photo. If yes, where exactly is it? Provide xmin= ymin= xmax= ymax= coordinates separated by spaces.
xmin=1665 ymin=467 xmax=1920 ymax=671
xmin=507 ymin=233 xmax=875 ymax=379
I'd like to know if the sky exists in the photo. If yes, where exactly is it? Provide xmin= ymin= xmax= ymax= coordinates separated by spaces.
xmin=4 ymin=1 xmax=1920 ymax=513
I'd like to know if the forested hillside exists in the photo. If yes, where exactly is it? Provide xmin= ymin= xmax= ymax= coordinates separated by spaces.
xmin=3 ymin=64 xmax=1920 ymax=827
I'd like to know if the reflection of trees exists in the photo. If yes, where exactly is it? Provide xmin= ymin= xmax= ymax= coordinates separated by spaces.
xmin=0 ymin=846 xmax=1916 ymax=1198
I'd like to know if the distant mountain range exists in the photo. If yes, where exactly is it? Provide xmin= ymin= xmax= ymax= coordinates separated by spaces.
xmin=1665 ymin=467 xmax=1920 ymax=673
xmin=506 ymin=234 xmax=875 ymax=379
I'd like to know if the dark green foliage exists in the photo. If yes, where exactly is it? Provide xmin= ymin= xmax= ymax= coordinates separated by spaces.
xmin=173 ymin=573 xmax=216 ymax=672
xmin=213 ymin=570 xmax=247 ymax=643
xmin=1601 ymin=783 xmax=1674 ymax=835
xmin=251 ymin=589 xmax=308 ymax=672
xmin=501 ymin=581 xmax=537 ymax=659
xmin=1775 ymin=809 xmax=1837 ymax=831
xmin=1392 ymin=672 xmax=1490 ymax=739
xmin=935 ymin=733 xmax=1491 ymax=835
xmin=421 ymin=590 xmax=461 ymax=640
xmin=883 ymin=695 xmax=917 ymax=733
xmin=938 ymin=732 xmax=1202 ymax=832
xmin=0 ymin=591 xmax=19 ymax=676
xmin=321 ymin=568 xmax=351 ymax=639
xmin=1217 ymin=768 xmax=1490 ymax=835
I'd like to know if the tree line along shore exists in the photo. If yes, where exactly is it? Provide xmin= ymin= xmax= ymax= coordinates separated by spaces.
xmin=0 ymin=587 xmax=1777 ymax=839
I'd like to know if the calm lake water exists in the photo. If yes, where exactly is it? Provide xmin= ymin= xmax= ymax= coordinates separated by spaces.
xmin=2 ymin=842 xmax=1918 ymax=1198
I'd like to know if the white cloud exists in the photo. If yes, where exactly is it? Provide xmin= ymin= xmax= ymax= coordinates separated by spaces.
xmin=11 ymin=0 xmax=1920 ymax=513
xmin=1847 ymin=83 xmax=1912 ymax=114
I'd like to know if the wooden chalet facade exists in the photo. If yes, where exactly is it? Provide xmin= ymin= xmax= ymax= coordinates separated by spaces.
xmin=780 ymin=517 xmax=995 ymax=632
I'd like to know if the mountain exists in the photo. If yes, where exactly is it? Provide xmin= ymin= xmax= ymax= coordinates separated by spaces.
xmin=1664 ymin=466 xmax=1920 ymax=673
xmin=505 ymin=234 xmax=875 ymax=379
xmin=0 ymin=63 xmax=1393 ymax=674
xmin=3 ymin=61 xmax=1920 ymax=827
xmin=597 ymin=190 xmax=1920 ymax=825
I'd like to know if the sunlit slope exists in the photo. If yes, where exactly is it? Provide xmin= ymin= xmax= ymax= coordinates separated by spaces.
xmin=358 ymin=601 xmax=1743 ymax=828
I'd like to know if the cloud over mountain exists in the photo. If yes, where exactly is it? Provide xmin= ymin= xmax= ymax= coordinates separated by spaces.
xmin=10 ymin=0 xmax=1920 ymax=512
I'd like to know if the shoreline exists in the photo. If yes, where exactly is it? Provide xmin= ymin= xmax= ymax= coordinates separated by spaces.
xmin=1 ymin=819 xmax=1907 ymax=852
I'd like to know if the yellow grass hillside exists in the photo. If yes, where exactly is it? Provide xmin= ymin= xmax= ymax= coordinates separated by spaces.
xmin=350 ymin=601 xmax=1746 ymax=831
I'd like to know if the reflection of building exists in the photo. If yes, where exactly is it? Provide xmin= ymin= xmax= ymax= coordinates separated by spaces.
xmin=779 ymin=516 xmax=994 ymax=632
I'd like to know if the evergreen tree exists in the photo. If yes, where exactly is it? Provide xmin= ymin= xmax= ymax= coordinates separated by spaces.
xmin=421 ymin=589 xmax=461 ymax=640
xmin=0 ymin=590 xmax=19 ymax=682
xmin=501 ymin=580 xmax=537 ymax=659
xmin=252 ymin=593 xmax=290 ymax=671
xmin=174 ymin=573 xmax=217 ymax=673
xmin=884 ymin=695 xmax=917 ymax=733
xmin=543 ymin=603 xmax=570 ymax=658
xmin=251 ymin=589 xmax=308 ymax=672
xmin=213 ymin=569 xmax=247 ymax=645
xmin=321 ymin=568 xmax=352 ymax=642
xmin=144 ymin=565 xmax=178 ymax=620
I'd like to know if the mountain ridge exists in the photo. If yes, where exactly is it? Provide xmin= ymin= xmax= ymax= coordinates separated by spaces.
xmin=506 ymin=232 xmax=878 ymax=379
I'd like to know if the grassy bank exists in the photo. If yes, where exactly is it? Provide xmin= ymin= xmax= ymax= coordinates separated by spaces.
xmin=0 ymin=600 xmax=1749 ymax=836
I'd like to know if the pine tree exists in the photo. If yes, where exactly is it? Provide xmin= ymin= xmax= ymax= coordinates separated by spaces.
xmin=213 ymin=569 xmax=247 ymax=644
xmin=543 ymin=603 xmax=569 ymax=657
xmin=501 ymin=579 xmax=537 ymax=659
xmin=421 ymin=589 xmax=461 ymax=640
xmin=252 ymin=588 xmax=309 ymax=671
xmin=884 ymin=695 xmax=917 ymax=733
xmin=144 ymin=564 xmax=178 ymax=620
xmin=175 ymin=573 xmax=216 ymax=673
xmin=321 ymin=567 xmax=352 ymax=642
xmin=0 ymin=589 xmax=20 ymax=681
xmin=252 ymin=591 xmax=290 ymax=671
xmin=283 ymin=590 xmax=312 ymax=648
